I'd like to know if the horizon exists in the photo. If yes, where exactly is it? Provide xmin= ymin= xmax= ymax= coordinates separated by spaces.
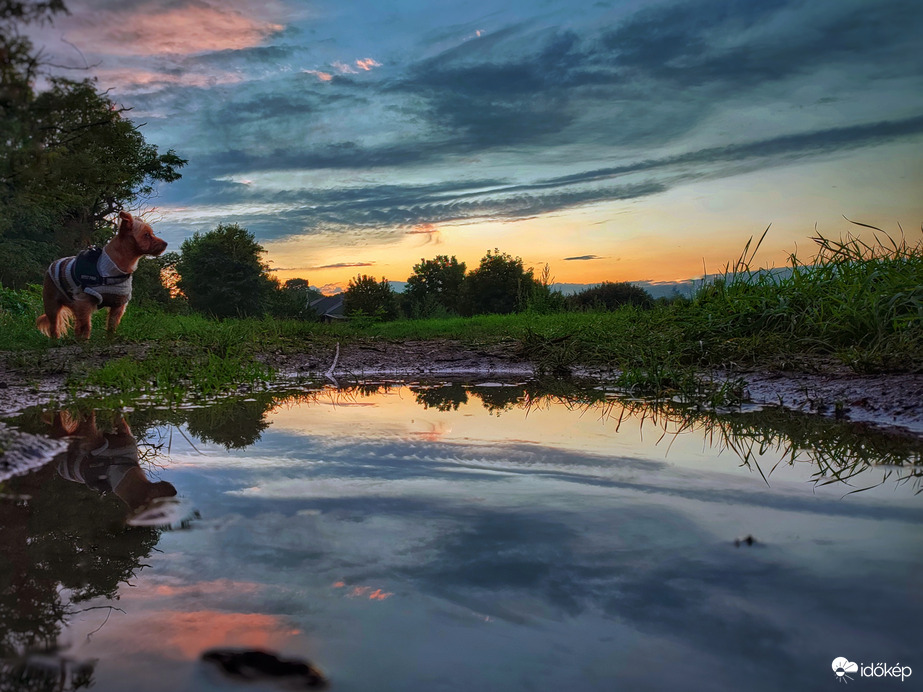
xmin=28 ymin=0 xmax=923 ymax=293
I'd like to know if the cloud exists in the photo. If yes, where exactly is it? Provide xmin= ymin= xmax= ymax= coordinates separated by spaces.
xmin=76 ymin=0 xmax=921 ymax=252
xmin=563 ymin=255 xmax=603 ymax=261
xmin=407 ymin=224 xmax=442 ymax=245
xmin=63 ymin=1 xmax=285 ymax=56
xmin=94 ymin=67 xmax=244 ymax=92
xmin=303 ymin=69 xmax=333 ymax=82
xmin=157 ymin=110 xmax=923 ymax=244
xmin=312 ymin=262 xmax=375 ymax=270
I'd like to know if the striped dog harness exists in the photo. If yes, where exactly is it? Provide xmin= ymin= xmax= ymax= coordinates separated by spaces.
xmin=48 ymin=246 xmax=132 ymax=304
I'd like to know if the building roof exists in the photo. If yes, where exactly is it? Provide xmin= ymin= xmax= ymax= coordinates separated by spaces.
xmin=309 ymin=294 xmax=346 ymax=318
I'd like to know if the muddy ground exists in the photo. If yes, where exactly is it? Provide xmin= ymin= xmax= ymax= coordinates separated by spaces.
xmin=2 ymin=338 xmax=922 ymax=435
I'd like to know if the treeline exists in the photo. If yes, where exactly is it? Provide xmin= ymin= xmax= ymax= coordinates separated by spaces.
xmin=344 ymin=251 xmax=656 ymax=320
xmin=129 ymin=224 xmax=657 ymax=321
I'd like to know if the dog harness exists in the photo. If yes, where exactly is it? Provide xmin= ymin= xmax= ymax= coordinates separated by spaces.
xmin=57 ymin=438 xmax=140 ymax=494
xmin=48 ymin=246 xmax=132 ymax=304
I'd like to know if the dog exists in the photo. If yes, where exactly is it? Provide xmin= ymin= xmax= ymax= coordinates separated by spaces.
xmin=36 ymin=211 xmax=168 ymax=339
xmin=47 ymin=410 xmax=177 ymax=511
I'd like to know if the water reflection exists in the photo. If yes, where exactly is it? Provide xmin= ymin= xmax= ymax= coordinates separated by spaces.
xmin=1 ymin=380 xmax=922 ymax=691
xmin=11 ymin=380 xmax=916 ymax=495
xmin=48 ymin=411 xmax=177 ymax=512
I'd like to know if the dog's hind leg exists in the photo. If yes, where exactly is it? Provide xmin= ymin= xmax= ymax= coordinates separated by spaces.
xmin=37 ymin=274 xmax=67 ymax=338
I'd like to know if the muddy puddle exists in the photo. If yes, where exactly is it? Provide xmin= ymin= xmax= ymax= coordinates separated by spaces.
xmin=1 ymin=380 xmax=921 ymax=691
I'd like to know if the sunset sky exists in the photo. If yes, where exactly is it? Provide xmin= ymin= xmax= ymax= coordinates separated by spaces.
xmin=30 ymin=0 xmax=923 ymax=294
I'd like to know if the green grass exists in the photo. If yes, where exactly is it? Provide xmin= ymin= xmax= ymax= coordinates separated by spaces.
xmin=2 ymin=224 xmax=921 ymax=402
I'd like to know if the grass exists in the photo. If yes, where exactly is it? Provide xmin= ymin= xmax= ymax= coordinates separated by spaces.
xmin=1 ymin=223 xmax=920 ymax=403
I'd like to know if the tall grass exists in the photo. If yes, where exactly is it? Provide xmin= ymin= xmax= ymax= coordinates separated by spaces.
xmin=691 ymin=221 xmax=923 ymax=370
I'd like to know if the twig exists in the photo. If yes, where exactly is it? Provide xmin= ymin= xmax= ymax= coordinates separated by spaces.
xmin=325 ymin=342 xmax=340 ymax=386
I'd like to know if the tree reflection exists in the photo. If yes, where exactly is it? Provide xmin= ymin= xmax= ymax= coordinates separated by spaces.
xmin=0 ymin=412 xmax=170 ymax=690
xmin=412 ymin=383 xmax=469 ymax=411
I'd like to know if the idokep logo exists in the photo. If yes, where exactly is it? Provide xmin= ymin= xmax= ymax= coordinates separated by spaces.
xmin=832 ymin=658 xmax=913 ymax=684
xmin=832 ymin=658 xmax=859 ymax=683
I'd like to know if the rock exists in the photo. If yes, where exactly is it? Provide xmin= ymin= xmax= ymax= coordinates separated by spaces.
xmin=201 ymin=648 xmax=327 ymax=689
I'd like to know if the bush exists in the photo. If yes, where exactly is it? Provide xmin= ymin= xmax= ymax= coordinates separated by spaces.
xmin=566 ymin=281 xmax=654 ymax=311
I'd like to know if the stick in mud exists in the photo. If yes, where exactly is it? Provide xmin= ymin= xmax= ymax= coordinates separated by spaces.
xmin=325 ymin=342 xmax=340 ymax=386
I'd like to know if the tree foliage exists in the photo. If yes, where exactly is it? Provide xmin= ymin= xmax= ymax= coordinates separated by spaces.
xmin=131 ymin=251 xmax=179 ymax=308
xmin=268 ymin=277 xmax=322 ymax=319
xmin=404 ymin=254 xmax=466 ymax=317
xmin=0 ymin=1 xmax=186 ymax=288
xmin=175 ymin=224 xmax=276 ymax=318
xmin=463 ymin=249 xmax=537 ymax=315
xmin=344 ymin=274 xmax=399 ymax=320
xmin=566 ymin=281 xmax=653 ymax=311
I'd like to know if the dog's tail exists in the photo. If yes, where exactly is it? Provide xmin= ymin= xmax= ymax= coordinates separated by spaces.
xmin=36 ymin=308 xmax=73 ymax=337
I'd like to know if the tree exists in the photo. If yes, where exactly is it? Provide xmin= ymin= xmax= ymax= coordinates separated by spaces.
xmin=403 ymin=254 xmax=466 ymax=317
xmin=176 ymin=224 xmax=275 ymax=318
xmin=343 ymin=274 xmax=399 ymax=320
xmin=268 ymin=277 xmax=322 ymax=319
xmin=566 ymin=281 xmax=654 ymax=311
xmin=463 ymin=249 xmax=538 ymax=315
xmin=0 ymin=1 xmax=186 ymax=287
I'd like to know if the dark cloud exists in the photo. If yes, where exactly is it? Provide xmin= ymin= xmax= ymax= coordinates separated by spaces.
xmin=160 ymin=113 xmax=923 ymax=243
xmin=162 ymin=0 xmax=923 ymax=183
xmin=312 ymin=262 xmax=375 ymax=269
xmin=564 ymin=254 xmax=603 ymax=261
xmin=537 ymin=114 xmax=923 ymax=188
xmin=602 ymin=0 xmax=923 ymax=87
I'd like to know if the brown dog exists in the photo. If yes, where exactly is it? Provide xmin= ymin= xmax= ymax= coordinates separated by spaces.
xmin=48 ymin=410 xmax=177 ymax=511
xmin=36 ymin=211 xmax=168 ymax=339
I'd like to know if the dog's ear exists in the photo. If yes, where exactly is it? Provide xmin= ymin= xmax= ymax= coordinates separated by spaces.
xmin=118 ymin=211 xmax=134 ymax=234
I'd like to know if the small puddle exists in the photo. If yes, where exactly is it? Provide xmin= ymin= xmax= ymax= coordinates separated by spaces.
xmin=1 ymin=380 xmax=921 ymax=691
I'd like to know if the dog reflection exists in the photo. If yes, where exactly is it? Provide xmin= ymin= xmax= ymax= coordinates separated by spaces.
xmin=48 ymin=411 xmax=176 ymax=512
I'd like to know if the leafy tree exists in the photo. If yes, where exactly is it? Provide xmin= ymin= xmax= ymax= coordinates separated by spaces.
xmin=566 ymin=281 xmax=653 ymax=311
xmin=175 ymin=224 xmax=276 ymax=318
xmin=524 ymin=262 xmax=566 ymax=313
xmin=344 ymin=274 xmax=399 ymax=320
xmin=0 ymin=1 xmax=186 ymax=287
xmin=268 ymin=277 xmax=322 ymax=319
xmin=403 ymin=254 xmax=466 ymax=317
xmin=463 ymin=249 xmax=538 ymax=315
xmin=131 ymin=251 xmax=183 ymax=309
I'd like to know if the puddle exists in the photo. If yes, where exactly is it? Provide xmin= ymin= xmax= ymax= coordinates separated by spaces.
xmin=1 ymin=380 xmax=921 ymax=691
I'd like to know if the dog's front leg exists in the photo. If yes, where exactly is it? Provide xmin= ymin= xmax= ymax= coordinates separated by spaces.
xmin=107 ymin=304 xmax=127 ymax=334
xmin=72 ymin=298 xmax=96 ymax=340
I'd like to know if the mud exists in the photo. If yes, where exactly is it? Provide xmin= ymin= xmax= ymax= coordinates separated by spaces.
xmin=1 ymin=338 xmax=922 ymax=448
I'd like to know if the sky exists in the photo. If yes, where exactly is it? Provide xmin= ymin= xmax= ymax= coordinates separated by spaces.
xmin=29 ymin=0 xmax=923 ymax=294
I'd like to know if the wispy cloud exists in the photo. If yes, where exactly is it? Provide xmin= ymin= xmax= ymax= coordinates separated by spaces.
xmin=564 ymin=255 xmax=603 ymax=261
xmin=303 ymin=69 xmax=334 ymax=82
xmin=312 ymin=262 xmax=375 ymax=269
